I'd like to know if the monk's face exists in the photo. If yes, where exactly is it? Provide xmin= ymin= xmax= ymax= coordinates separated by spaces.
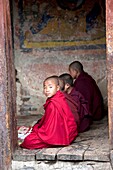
xmin=69 ymin=68 xmax=78 ymax=79
xmin=43 ymin=79 xmax=59 ymax=98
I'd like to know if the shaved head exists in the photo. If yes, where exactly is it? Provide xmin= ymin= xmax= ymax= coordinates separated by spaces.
xmin=59 ymin=73 xmax=73 ymax=86
xmin=43 ymin=75 xmax=60 ymax=98
xmin=69 ymin=61 xmax=83 ymax=73
xmin=44 ymin=75 xmax=59 ymax=86
xmin=58 ymin=78 xmax=65 ymax=91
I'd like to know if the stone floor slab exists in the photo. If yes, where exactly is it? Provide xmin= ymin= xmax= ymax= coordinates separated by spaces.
xmin=110 ymin=150 xmax=113 ymax=168
xmin=84 ymin=147 xmax=110 ymax=161
xmin=36 ymin=147 xmax=62 ymax=160
xmin=77 ymin=162 xmax=112 ymax=170
xmin=57 ymin=144 xmax=88 ymax=161
xmin=12 ymin=161 xmax=112 ymax=170
xmin=13 ymin=147 xmax=39 ymax=161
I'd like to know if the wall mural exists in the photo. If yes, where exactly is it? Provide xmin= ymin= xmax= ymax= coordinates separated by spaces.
xmin=16 ymin=0 xmax=105 ymax=51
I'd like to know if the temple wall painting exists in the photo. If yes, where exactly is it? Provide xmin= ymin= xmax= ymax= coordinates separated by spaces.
xmin=13 ymin=0 xmax=107 ymax=115
xmin=15 ymin=0 xmax=105 ymax=51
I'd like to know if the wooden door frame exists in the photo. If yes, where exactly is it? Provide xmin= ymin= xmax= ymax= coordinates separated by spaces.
xmin=0 ymin=0 xmax=113 ymax=169
xmin=106 ymin=0 xmax=113 ymax=149
xmin=0 ymin=0 xmax=17 ymax=169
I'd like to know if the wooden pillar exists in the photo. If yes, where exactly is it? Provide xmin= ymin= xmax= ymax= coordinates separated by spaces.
xmin=0 ymin=0 xmax=17 ymax=169
xmin=106 ymin=0 xmax=113 ymax=149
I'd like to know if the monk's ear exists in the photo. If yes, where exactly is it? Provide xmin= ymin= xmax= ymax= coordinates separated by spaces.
xmin=57 ymin=85 xmax=60 ymax=91
xmin=66 ymin=83 xmax=70 ymax=88
xmin=74 ymin=69 xmax=78 ymax=73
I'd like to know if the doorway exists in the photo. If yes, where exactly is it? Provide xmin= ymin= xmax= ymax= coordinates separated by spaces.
xmin=0 ymin=0 xmax=110 ymax=169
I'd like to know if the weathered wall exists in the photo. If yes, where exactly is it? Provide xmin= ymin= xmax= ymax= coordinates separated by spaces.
xmin=13 ymin=0 xmax=107 ymax=115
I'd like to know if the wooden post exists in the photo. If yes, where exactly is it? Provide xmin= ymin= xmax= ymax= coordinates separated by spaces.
xmin=0 ymin=0 xmax=17 ymax=169
xmin=106 ymin=0 xmax=113 ymax=149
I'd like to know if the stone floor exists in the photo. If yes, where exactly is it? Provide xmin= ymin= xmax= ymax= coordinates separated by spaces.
xmin=12 ymin=114 xmax=113 ymax=170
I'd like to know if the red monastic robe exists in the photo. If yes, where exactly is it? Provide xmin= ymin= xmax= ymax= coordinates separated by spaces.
xmin=70 ymin=88 xmax=92 ymax=132
xmin=20 ymin=91 xmax=78 ymax=149
xmin=73 ymin=71 xmax=104 ymax=120
xmin=63 ymin=92 xmax=80 ymax=128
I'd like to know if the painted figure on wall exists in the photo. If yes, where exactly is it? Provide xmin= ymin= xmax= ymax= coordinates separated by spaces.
xmin=15 ymin=0 xmax=105 ymax=49
xmin=56 ymin=0 xmax=85 ymax=10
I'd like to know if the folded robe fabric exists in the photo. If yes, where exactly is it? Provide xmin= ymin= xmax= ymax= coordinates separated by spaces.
xmin=63 ymin=92 xmax=80 ymax=127
xmin=70 ymin=88 xmax=92 ymax=132
xmin=73 ymin=71 xmax=104 ymax=120
xmin=20 ymin=91 xmax=78 ymax=149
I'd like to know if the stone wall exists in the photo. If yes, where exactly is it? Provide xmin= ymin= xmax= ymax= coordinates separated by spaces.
xmin=13 ymin=0 xmax=107 ymax=115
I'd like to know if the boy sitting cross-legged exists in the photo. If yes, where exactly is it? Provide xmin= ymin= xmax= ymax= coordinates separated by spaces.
xmin=20 ymin=75 xmax=78 ymax=149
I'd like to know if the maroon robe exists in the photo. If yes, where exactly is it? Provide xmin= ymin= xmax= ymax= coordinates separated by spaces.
xmin=70 ymin=88 xmax=92 ymax=132
xmin=73 ymin=71 xmax=104 ymax=120
xmin=20 ymin=91 xmax=78 ymax=149
xmin=63 ymin=92 xmax=80 ymax=128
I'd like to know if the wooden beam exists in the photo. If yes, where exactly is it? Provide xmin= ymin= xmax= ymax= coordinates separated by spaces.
xmin=0 ymin=0 xmax=17 ymax=169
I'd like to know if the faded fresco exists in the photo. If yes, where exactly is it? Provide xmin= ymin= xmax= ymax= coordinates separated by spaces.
xmin=15 ymin=0 xmax=105 ymax=50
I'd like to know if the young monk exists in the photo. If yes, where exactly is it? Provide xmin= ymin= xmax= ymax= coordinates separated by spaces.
xmin=69 ymin=61 xmax=104 ymax=120
xmin=20 ymin=76 xmax=78 ymax=149
xmin=59 ymin=73 xmax=92 ymax=132
xmin=58 ymin=77 xmax=80 ymax=129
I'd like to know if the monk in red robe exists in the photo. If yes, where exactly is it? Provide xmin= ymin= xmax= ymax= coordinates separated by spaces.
xmin=69 ymin=61 xmax=104 ymax=121
xmin=70 ymin=88 xmax=92 ymax=132
xmin=20 ymin=76 xmax=78 ymax=149
xmin=59 ymin=73 xmax=92 ymax=133
xmin=58 ymin=77 xmax=80 ymax=128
